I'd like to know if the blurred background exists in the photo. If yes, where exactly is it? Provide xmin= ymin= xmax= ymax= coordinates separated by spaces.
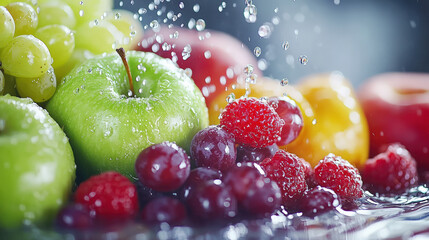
xmin=115 ymin=0 xmax=429 ymax=87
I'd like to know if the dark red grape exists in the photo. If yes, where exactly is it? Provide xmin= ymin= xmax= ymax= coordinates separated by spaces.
xmin=186 ymin=180 xmax=237 ymax=221
xmin=269 ymin=96 xmax=303 ymax=146
xmin=223 ymin=162 xmax=265 ymax=202
xmin=141 ymin=197 xmax=187 ymax=226
xmin=190 ymin=125 xmax=236 ymax=172
xmin=56 ymin=203 xmax=95 ymax=230
xmin=236 ymin=144 xmax=278 ymax=163
xmin=299 ymin=186 xmax=340 ymax=217
xmin=179 ymin=167 xmax=222 ymax=200
xmin=135 ymin=141 xmax=190 ymax=192
xmin=242 ymin=177 xmax=282 ymax=217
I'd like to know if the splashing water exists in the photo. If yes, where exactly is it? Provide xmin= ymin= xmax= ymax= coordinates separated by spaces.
xmin=244 ymin=4 xmax=257 ymax=23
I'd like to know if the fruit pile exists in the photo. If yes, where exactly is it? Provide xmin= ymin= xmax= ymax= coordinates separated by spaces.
xmin=0 ymin=0 xmax=142 ymax=103
xmin=1 ymin=4 xmax=429 ymax=238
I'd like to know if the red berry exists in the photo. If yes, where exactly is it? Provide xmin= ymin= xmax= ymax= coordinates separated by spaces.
xmin=260 ymin=150 xmax=307 ymax=206
xmin=299 ymin=186 xmax=340 ymax=217
xmin=362 ymin=143 xmax=418 ymax=194
xmin=219 ymin=97 xmax=284 ymax=148
xmin=135 ymin=141 xmax=190 ymax=192
xmin=268 ymin=96 xmax=304 ymax=146
xmin=299 ymin=158 xmax=317 ymax=189
xmin=314 ymin=154 xmax=363 ymax=199
xmin=74 ymin=171 xmax=139 ymax=220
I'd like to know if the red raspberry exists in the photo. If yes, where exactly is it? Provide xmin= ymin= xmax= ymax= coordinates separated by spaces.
xmin=299 ymin=158 xmax=317 ymax=189
xmin=314 ymin=154 xmax=363 ymax=199
xmin=362 ymin=143 xmax=418 ymax=194
xmin=260 ymin=150 xmax=307 ymax=206
xmin=219 ymin=97 xmax=284 ymax=148
xmin=74 ymin=171 xmax=139 ymax=220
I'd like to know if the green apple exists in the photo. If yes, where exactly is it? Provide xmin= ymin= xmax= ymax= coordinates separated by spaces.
xmin=0 ymin=95 xmax=75 ymax=229
xmin=46 ymin=50 xmax=209 ymax=181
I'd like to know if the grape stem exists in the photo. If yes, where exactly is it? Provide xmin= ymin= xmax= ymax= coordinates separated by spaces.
xmin=116 ymin=48 xmax=135 ymax=97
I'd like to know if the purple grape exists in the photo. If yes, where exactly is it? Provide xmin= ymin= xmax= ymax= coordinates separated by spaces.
xmin=242 ymin=177 xmax=282 ymax=217
xmin=223 ymin=162 xmax=265 ymax=202
xmin=236 ymin=144 xmax=278 ymax=163
xmin=56 ymin=203 xmax=94 ymax=230
xmin=135 ymin=141 xmax=190 ymax=192
xmin=299 ymin=186 xmax=340 ymax=217
xmin=141 ymin=197 xmax=187 ymax=226
xmin=179 ymin=167 xmax=222 ymax=200
xmin=186 ymin=179 xmax=237 ymax=221
xmin=269 ymin=96 xmax=304 ymax=146
xmin=190 ymin=125 xmax=236 ymax=172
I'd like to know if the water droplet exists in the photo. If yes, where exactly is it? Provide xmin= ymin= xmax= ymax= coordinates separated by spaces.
xmin=334 ymin=0 xmax=340 ymax=5
xmin=244 ymin=64 xmax=254 ymax=75
xmin=150 ymin=20 xmax=160 ymax=31
xmin=274 ymin=8 xmax=279 ymax=13
xmin=205 ymin=76 xmax=211 ymax=83
xmin=127 ymin=90 xmax=133 ymax=97
xmin=74 ymin=88 xmax=80 ymax=94
xmin=244 ymin=4 xmax=257 ymax=23
xmin=182 ymin=44 xmax=192 ymax=60
xmin=79 ymin=10 xmax=84 ymax=17
xmin=280 ymin=78 xmax=289 ymax=86
xmin=258 ymin=23 xmax=272 ymax=38
xmin=220 ymin=76 xmax=227 ymax=85
xmin=138 ymin=8 xmax=147 ymax=14
xmin=188 ymin=18 xmax=196 ymax=29
xmin=258 ymin=59 xmax=268 ymax=71
xmin=254 ymin=47 xmax=261 ymax=57
xmin=162 ymin=42 xmax=171 ymax=51
xmin=193 ymin=4 xmax=200 ymax=12
xmin=184 ymin=68 xmax=192 ymax=77
xmin=282 ymin=41 xmax=290 ymax=50
xmin=247 ymin=74 xmax=257 ymax=84
xmin=226 ymin=93 xmax=235 ymax=103
xmin=196 ymin=19 xmax=206 ymax=31
xmin=179 ymin=2 xmax=185 ymax=9
xmin=87 ymin=68 xmax=92 ymax=73
xmin=204 ymin=50 xmax=211 ymax=59
xmin=151 ymin=43 xmax=159 ymax=52
xmin=299 ymin=55 xmax=309 ymax=65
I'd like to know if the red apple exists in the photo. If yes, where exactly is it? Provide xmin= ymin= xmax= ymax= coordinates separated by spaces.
xmin=134 ymin=25 xmax=261 ymax=106
xmin=358 ymin=73 xmax=429 ymax=170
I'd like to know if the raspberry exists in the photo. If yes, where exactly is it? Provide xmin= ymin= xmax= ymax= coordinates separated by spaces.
xmin=362 ymin=143 xmax=418 ymax=194
xmin=299 ymin=158 xmax=317 ymax=189
xmin=74 ymin=171 xmax=139 ymax=220
xmin=314 ymin=154 xmax=363 ymax=199
xmin=260 ymin=150 xmax=307 ymax=206
xmin=219 ymin=97 xmax=284 ymax=148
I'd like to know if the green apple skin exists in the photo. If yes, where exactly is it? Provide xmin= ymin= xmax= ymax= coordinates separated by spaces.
xmin=46 ymin=51 xmax=209 ymax=181
xmin=0 ymin=95 xmax=76 ymax=229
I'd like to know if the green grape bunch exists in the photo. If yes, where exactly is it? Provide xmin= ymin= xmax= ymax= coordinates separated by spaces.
xmin=0 ymin=0 xmax=144 ymax=103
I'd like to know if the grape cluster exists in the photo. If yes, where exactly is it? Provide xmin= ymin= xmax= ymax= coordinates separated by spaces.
xmin=0 ymin=0 xmax=143 ymax=103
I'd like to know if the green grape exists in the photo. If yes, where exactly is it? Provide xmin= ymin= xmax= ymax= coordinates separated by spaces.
xmin=16 ymin=66 xmax=56 ymax=103
xmin=6 ymin=2 xmax=38 ymax=36
xmin=34 ymin=25 xmax=75 ymax=68
xmin=0 ymin=71 xmax=4 ymax=95
xmin=1 ymin=35 xmax=52 ymax=78
xmin=54 ymin=48 xmax=94 ymax=84
xmin=1 ymin=73 xmax=18 ymax=96
xmin=0 ymin=6 xmax=15 ymax=48
xmin=106 ymin=10 xmax=143 ymax=51
xmin=38 ymin=1 xmax=76 ymax=29
xmin=64 ymin=0 xmax=113 ymax=26
xmin=75 ymin=20 xmax=124 ymax=55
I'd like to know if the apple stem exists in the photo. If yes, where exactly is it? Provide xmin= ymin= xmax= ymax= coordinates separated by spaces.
xmin=116 ymin=48 xmax=135 ymax=97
